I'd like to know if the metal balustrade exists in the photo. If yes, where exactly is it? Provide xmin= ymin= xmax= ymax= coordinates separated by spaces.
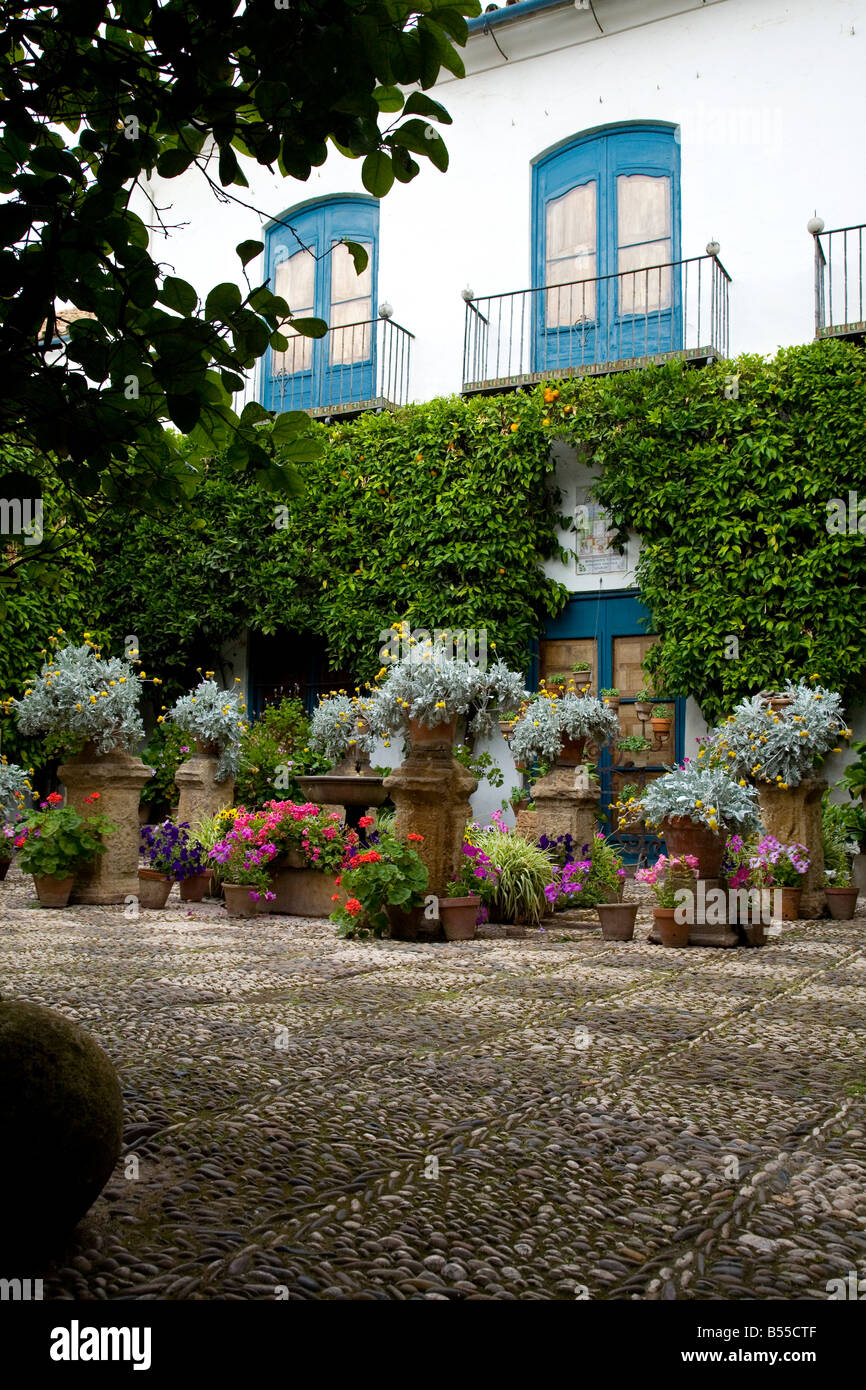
xmin=462 ymin=251 xmax=731 ymax=392
xmin=812 ymin=221 xmax=866 ymax=339
xmin=246 ymin=315 xmax=414 ymax=419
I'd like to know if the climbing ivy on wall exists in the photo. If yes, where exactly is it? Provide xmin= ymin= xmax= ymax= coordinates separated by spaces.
xmin=542 ymin=339 xmax=866 ymax=724
xmin=94 ymin=392 xmax=571 ymax=686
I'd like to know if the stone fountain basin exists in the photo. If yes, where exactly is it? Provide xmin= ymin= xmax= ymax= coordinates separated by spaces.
xmin=295 ymin=775 xmax=390 ymax=807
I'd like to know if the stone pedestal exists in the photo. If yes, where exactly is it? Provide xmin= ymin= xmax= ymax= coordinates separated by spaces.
xmin=758 ymin=777 xmax=826 ymax=918
xmin=514 ymin=808 xmax=539 ymax=840
xmin=531 ymin=763 xmax=599 ymax=848
xmin=59 ymin=745 xmax=153 ymax=905
xmin=384 ymin=746 xmax=477 ymax=898
xmin=175 ymin=752 xmax=234 ymax=830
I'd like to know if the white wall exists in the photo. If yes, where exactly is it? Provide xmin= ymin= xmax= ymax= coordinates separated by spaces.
xmin=134 ymin=0 xmax=866 ymax=405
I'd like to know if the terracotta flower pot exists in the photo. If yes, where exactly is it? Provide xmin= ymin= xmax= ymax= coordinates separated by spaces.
xmin=179 ymin=872 xmax=213 ymax=902
xmin=33 ymin=874 xmax=76 ymax=908
xmin=651 ymin=718 xmax=672 ymax=736
xmin=777 ymin=885 xmax=803 ymax=920
xmin=0 ymin=857 xmax=11 ymax=882
xmin=635 ymin=702 xmax=653 ymax=721
xmin=825 ymin=886 xmax=857 ymax=920
xmin=602 ymin=696 xmax=621 ymax=712
xmin=597 ymin=902 xmax=638 ymax=941
xmin=557 ymin=735 xmax=588 ymax=766
xmin=137 ymin=868 xmax=172 ymax=909
xmin=653 ymin=905 xmax=690 ymax=948
xmin=768 ymin=695 xmax=792 ymax=715
xmin=439 ymin=895 xmax=479 ymax=941
xmin=571 ymin=667 xmax=592 ymax=687
xmin=407 ymin=716 xmax=458 ymax=750
xmin=194 ymin=739 xmax=221 ymax=757
xmin=660 ymin=816 xmax=725 ymax=879
xmin=223 ymin=882 xmax=261 ymax=917
xmin=498 ymin=720 xmax=515 ymax=739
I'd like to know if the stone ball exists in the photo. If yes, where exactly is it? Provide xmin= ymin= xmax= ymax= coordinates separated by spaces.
xmin=0 ymin=999 xmax=124 ymax=1252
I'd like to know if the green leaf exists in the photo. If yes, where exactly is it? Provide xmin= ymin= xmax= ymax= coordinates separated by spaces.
xmin=288 ymin=317 xmax=328 ymax=339
xmin=159 ymin=276 xmax=198 ymax=316
xmin=236 ymin=239 xmax=264 ymax=267
xmin=402 ymin=92 xmax=453 ymax=125
xmin=362 ymin=151 xmax=394 ymax=196
xmin=204 ymin=282 xmax=243 ymax=321
xmin=342 ymin=240 xmax=369 ymax=276
xmin=156 ymin=147 xmax=197 ymax=178
xmin=372 ymin=85 xmax=405 ymax=113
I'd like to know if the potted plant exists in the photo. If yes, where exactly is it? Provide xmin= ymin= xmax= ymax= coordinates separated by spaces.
xmin=167 ymin=677 xmax=247 ymax=790
xmin=650 ymin=703 xmax=673 ymax=736
xmin=506 ymin=784 xmax=530 ymax=814
xmin=139 ymin=820 xmax=209 ymax=908
xmin=252 ymin=799 xmax=358 ymax=915
xmin=510 ymin=693 xmax=619 ymax=769
xmin=309 ymin=692 xmax=381 ymax=771
xmin=372 ymin=648 xmax=524 ymax=750
xmin=638 ymin=764 xmax=760 ymax=878
xmin=596 ymin=898 xmax=638 ymax=941
xmin=15 ymin=791 xmax=116 ymax=907
xmin=821 ymin=795 xmax=859 ymax=919
xmin=14 ymin=639 xmax=150 ymax=903
xmin=465 ymin=817 xmax=555 ymax=925
xmin=616 ymin=735 xmax=652 ymax=758
xmin=748 ymin=836 xmax=811 ymax=919
xmin=545 ymin=672 xmax=570 ymax=691
xmin=440 ymin=844 xmax=498 ymax=941
xmin=0 ymin=759 xmax=30 ymax=879
xmin=701 ymin=682 xmax=851 ymax=790
xmin=636 ymin=854 xmax=699 ymax=947
xmin=600 ymin=687 xmax=620 ymax=712
xmin=635 ymin=688 xmax=654 ymax=722
xmin=570 ymin=659 xmax=592 ymax=689
xmin=209 ymin=828 xmax=277 ymax=917
xmin=329 ymin=828 xmax=429 ymax=938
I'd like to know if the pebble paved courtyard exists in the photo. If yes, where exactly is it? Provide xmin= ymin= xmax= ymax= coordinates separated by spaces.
xmin=2 ymin=866 xmax=865 ymax=1302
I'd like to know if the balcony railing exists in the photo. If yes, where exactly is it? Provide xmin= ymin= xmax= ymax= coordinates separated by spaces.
xmin=812 ymin=220 xmax=866 ymax=339
xmin=462 ymin=250 xmax=731 ymax=393
xmin=264 ymin=315 xmax=413 ymax=419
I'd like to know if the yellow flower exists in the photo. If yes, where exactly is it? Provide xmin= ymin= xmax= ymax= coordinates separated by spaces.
xmin=157 ymin=715 xmax=164 ymax=723
xmin=109 ymin=679 xmax=116 ymax=686
xmin=738 ymin=780 xmax=746 ymax=786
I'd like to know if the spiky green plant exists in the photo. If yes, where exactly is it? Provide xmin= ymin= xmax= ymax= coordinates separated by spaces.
xmin=469 ymin=827 xmax=555 ymax=925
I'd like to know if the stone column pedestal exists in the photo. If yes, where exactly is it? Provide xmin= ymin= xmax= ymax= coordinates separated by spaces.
xmin=175 ymin=753 xmax=234 ymax=830
xmin=758 ymin=777 xmax=826 ymax=918
xmin=384 ymin=747 xmax=477 ymax=898
xmin=59 ymin=745 xmax=153 ymax=905
xmin=531 ymin=763 xmax=599 ymax=849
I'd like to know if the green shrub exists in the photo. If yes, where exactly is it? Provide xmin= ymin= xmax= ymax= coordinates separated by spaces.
xmin=468 ymin=827 xmax=554 ymax=925
xmin=234 ymin=697 xmax=329 ymax=808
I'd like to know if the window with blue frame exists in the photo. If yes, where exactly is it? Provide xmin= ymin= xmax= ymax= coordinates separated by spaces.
xmin=263 ymin=195 xmax=379 ymax=413
xmin=531 ymin=123 xmax=681 ymax=371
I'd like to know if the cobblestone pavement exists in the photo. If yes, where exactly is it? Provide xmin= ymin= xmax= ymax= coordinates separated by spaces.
xmin=2 ymin=865 xmax=865 ymax=1301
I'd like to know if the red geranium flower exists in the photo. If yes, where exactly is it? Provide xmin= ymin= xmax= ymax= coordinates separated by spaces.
xmin=345 ymin=898 xmax=362 ymax=916
xmin=331 ymin=893 xmax=340 ymax=902
xmin=358 ymin=815 xmax=374 ymax=828
xmin=354 ymin=850 xmax=382 ymax=864
xmin=407 ymin=833 xmax=424 ymax=842
xmin=46 ymin=791 xmax=63 ymax=805
xmin=83 ymin=791 xmax=101 ymax=804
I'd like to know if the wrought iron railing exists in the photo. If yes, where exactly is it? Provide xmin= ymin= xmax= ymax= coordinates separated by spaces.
xmin=812 ymin=221 xmax=866 ymax=338
xmin=258 ymin=315 xmax=413 ymax=418
xmin=462 ymin=251 xmax=731 ymax=391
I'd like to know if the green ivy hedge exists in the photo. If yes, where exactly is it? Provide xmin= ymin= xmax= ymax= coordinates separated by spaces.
xmin=94 ymin=393 xmax=572 ymax=685
xmin=540 ymin=338 xmax=866 ymax=723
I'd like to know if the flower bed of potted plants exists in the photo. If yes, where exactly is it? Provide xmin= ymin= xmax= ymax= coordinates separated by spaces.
xmin=636 ymin=763 xmax=760 ymax=878
xmin=14 ymin=792 xmax=116 ymax=908
xmin=0 ymin=758 xmax=30 ymax=879
xmin=329 ymin=828 xmax=429 ymax=939
xmin=214 ymin=800 xmax=359 ymax=917
xmin=636 ymin=854 xmax=699 ymax=947
xmin=139 ymin=820 xmax=209 ymax=908
xmin=509 ymin=693 xmax=619 ymax=769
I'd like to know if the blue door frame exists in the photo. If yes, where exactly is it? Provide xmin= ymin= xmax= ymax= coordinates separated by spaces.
xmin=533 ymin=590 xmax=685 ymax=855
xmin=532 ymin=123 xmax=682 ymax=371
xmin=263 ymin=195 xmax=379 ymax=412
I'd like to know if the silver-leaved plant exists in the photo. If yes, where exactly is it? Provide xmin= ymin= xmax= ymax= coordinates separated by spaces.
xmin=167 ymin=679 xmax=247 ymax=782
xmin=310 ymin=693 xmax=381 ymax=764
xmin=509 ymin=694 xmax=619 ymax=767
xmin=0 ymin=759 xmax=31 ymax=824
xmin=639 ymin=762 xmax=760 ymax=833
xmin=15 ymin=643 xmax=145 ymax=753
xmin=701 ymin=682 xmax=851 ymax=788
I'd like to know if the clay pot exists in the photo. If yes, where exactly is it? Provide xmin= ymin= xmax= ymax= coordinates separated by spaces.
xmin=653 ymin=905 xmax=690 ymax=948
xmin=635 ymin=702 xmax=653 ymax=721
xmin=439 ymin=895 xmax=479 ymax=941
xmin=557 ymin=735 xmax=588 ymax=766
xmin=777 ymin=885 xmax=803 ymax=920
xmin=179 ymin=872 xmax=213 ymax=902
xmin=824 ymin=886 xmax=858 ymax=920
xmin=194 ymin=739 xmax=221 ymax=756
xmin=601 ymin=696 xmax=621 ymax=712
xmin=660 ymin=816 xmax=725 ymax=879
xmin=597 ymin=902 xmax=638 ymax=941
xmin=651 ymin=718 xmax=672 ymax=736
xmin=33 ymin=874 xmax=76 ymax=908
xmin=498 ymin=720 xmax=515 ymax=739
xmin=571 ymin=666 xmax=592 ymax=687
xmin=137 ymin=868 xmax=172 ymax=909
xmin=407 ymin=716 xmax=458 ymax=750
xmin=267 ymin=867 xmax=342 ymax=917
xmin=0 ymin=857 xmax=11 ymax=882
xmin=223 ymin=883 xmax=260 ymax=917
xmin=768 ymin=695 xmax=792 ymax=715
